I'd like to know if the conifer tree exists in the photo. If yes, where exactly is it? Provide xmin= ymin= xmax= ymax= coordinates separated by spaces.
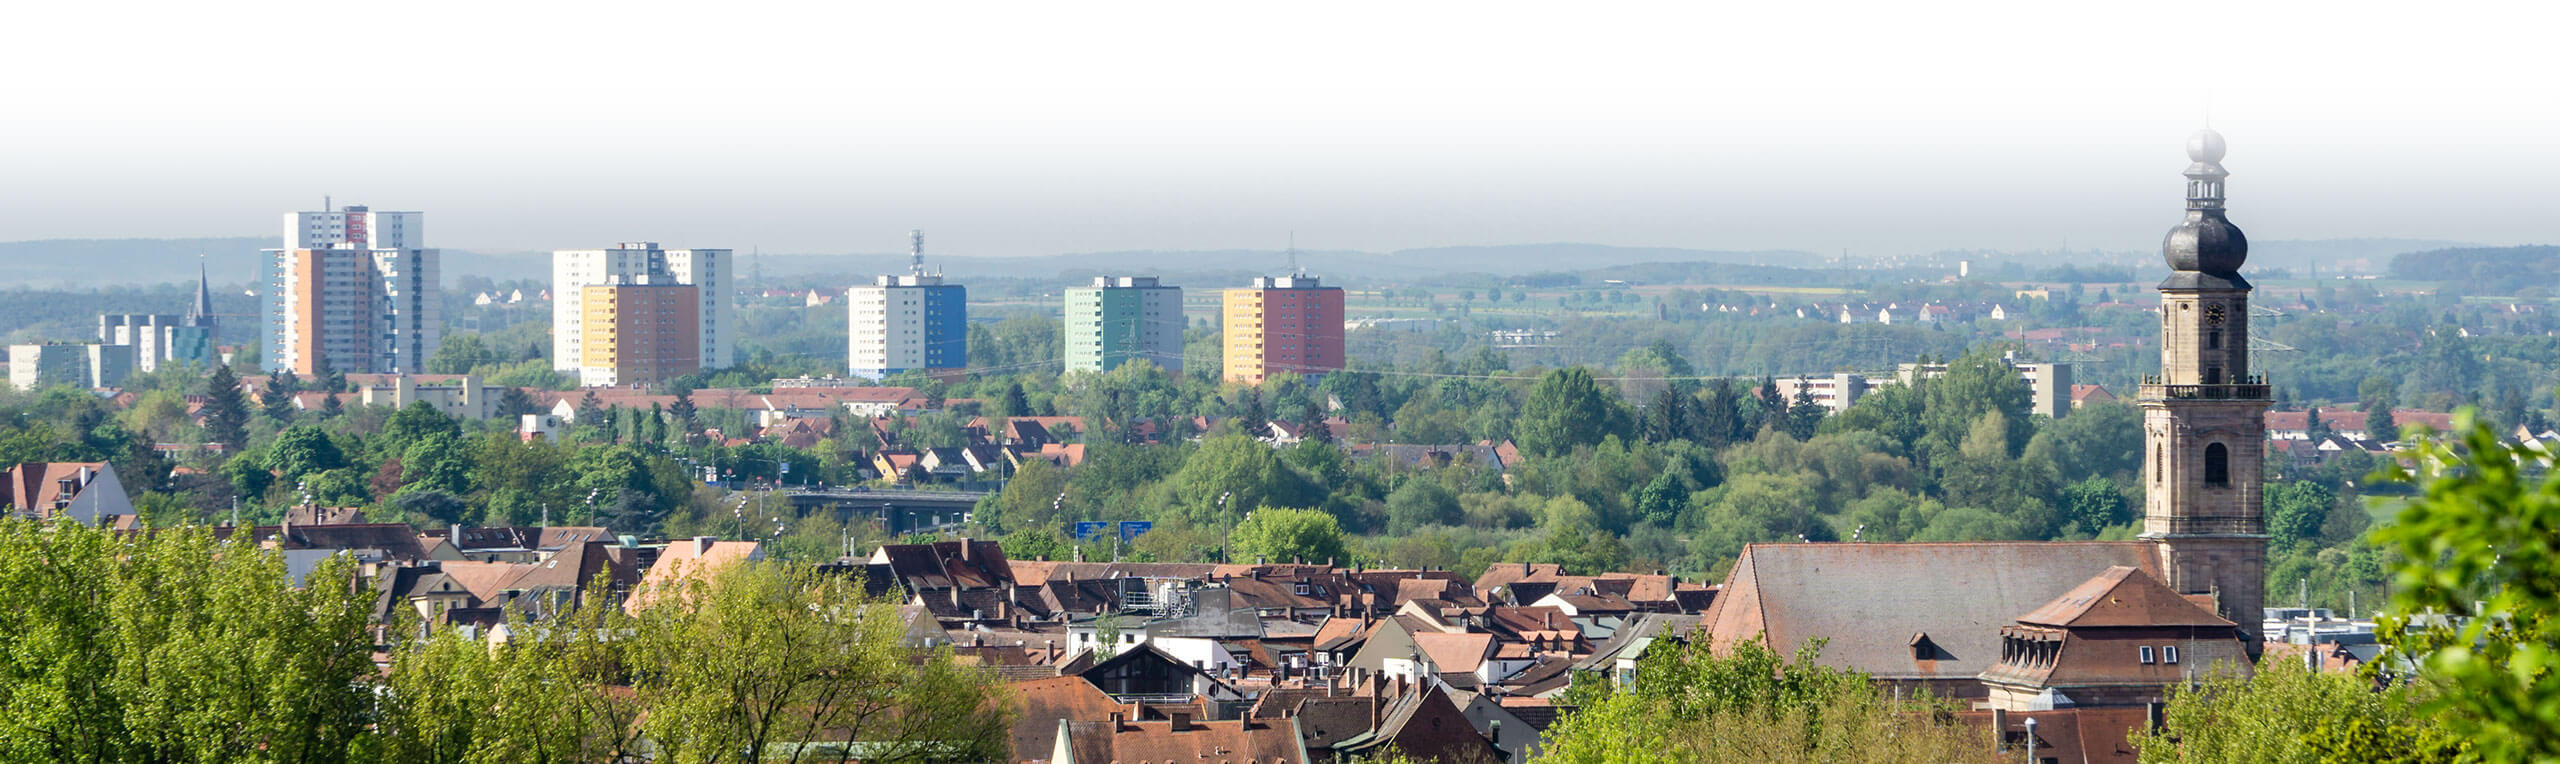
xmin=202 ymin=363 xmax=250 ymax=454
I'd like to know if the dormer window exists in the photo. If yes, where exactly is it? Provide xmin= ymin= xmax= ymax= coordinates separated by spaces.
xmin=1295 ymin=583 xmax=1311 ymax=596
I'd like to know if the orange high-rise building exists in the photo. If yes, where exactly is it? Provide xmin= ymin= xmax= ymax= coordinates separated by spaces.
xmin=579 ymin=280 xmax=701 ymax=387
xmin=1221 ymin=275 xmax=1344 ymax=385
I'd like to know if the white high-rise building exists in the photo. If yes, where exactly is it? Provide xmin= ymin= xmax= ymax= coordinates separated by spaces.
xmin=285 ymin=204 xmax=424 ymax=250
xmin=260 ymin=204 xmax=440 ymax=375
xmin=847 ymin=231 xmax=967 ymax=379
xmin=552 ymin=243 xmax=732 ymax=382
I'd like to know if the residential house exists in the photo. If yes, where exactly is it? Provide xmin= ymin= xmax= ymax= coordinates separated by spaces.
xmin=1 ymin=461 xmax=132 ymax=525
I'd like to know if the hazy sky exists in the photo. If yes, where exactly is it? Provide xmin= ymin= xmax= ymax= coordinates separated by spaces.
xmin=4 ymin=2 xmax=2556 ymax=258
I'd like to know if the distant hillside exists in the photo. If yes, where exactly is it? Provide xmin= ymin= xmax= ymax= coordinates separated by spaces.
xmin=0 ymin=238 xmax=273 ymax=287
xmin=0 ymin=237 xmax=554 ymax=287
xmin=2247 ymin=238 xmax=2478 ymax=275
xmin=2389 ymin=245 xmax=2560 ymax=295
xmin=745 ymin=242 xmax=1807 ymax=286
xmin=0 ymin=236 xmax=2477 ymax=290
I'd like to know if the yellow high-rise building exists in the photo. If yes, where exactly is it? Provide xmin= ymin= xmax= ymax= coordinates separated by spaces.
xmin=579 ymin=280 xmax=700 ymax=387
xmin=1221 ymin=275 xmax=1344 ymax=385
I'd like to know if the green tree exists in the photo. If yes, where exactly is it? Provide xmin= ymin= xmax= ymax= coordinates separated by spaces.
xmin=2368 ymin=405 xmax=2400 ymax=443
xmin=1229 ymin=507 xmax=1347 ymax=566
xmin=1166 ymin=435 xmax=1310 ymax=526
xmin=380 ymin=400 xmax=463 ymax=461
xmin=1539 ymin=638 xmax=1987 ymax=763
xmin=0 ymin=521 xmax=376 ymax=762
xmin=1785 ymin=383 xmax=1826 ymax=440
xmin=2058 ymin=475 xmax=2129 ymax=534
xmin=424 ymin=333 xmax=496 ymax=375
xmin=1383 ymin=478 xmax=1462 ymax=535
xmin=2131 ymin=657 xmax=2456 ymax=763
xmin=2371 ymin=410 xmax=2560 ymax=760
xmin=264 ymin=424 xmax=348 ymax=486
xmin=2262 ymin=480 xmax=2336 ymax=551
xmin=261 ymin=370 xmax=302 ymax=423
xmin=1917 ymin=350 xmax=2033 ymax=465
xmin=202 ymin=363 xmax=251 ymax=453
xmin=985 ymin=459 xmax=1071 ymax=535
xmin=1517 ymin=367 xmax=1631 ymax=458
xmin=626 ymin=560 xmax=1012 ymax=762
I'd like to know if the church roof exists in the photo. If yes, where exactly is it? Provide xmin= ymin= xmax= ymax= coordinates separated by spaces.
xmin=2017 ymin=566 xmax=2232 ymax=629
xmin=1702 ymin=541 xmax=2159 ymax=681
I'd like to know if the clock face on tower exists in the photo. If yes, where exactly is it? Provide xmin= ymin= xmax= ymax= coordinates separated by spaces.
xmin=2203 ymin=303 xmax=2227 ymax=326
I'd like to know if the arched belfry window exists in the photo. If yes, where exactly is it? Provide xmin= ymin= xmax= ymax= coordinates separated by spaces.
xmin=2204 ymin=442 xmax=2230 ymax=486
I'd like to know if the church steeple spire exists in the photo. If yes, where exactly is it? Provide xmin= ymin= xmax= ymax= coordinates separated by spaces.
xmin=2163 ymin=129 xmax=2248 ymax=278
xmin=2141 ymin=130 xmax=2270 ymax=659
xmin=186 ymin=255 xmax=216 ymax=328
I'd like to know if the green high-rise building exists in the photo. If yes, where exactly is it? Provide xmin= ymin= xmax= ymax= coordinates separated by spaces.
xmin=1064 ymin=276 xmax=1184 ymax=374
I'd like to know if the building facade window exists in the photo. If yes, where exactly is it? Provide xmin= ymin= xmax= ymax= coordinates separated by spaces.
xmin=2204 ymin=442 xmax=2229 ymax=486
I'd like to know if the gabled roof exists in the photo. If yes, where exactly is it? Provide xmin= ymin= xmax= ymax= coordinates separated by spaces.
xmin=628 ymin=537 xmax=762 ymax=613
xmin=870 ymin=538 xmax=1012 ymax=591
xmin=1004 ymin=676 xmax=1123 ymax=762
xmin=1574 ymin=612 xmax=1701 ymax=671
xmin=1703 ymin=541 xmax=2159 ymax=681
xmin=1410 ymin=632 xmax=1495 ymax=675
xmin=1 ymin=462 xmax=112 ymax=519
xmin=438 ymin=561 xmax=539 ymax=602
xmin=2018 ymin=566 xmax=2233 ymax=629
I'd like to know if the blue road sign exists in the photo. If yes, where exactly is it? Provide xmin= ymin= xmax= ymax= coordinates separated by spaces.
xmin=1119 ymin=521 xmax=1154 ymax=542
xmin=1073 ymin=521 xmax=1112 ymax=541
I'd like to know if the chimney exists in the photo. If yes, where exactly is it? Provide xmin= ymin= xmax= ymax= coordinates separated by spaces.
xmin=1169 ymin=710 xmax=1194 ymax=732
xmin=959 ymin=537 xmax=972 ymax=561
xmin=1046 ymin=639 xmax=1058 ymax=663
xmin=2146 ymin=702 xmax=2165 ymax=732
xmin=693 ymin=536 xmax=716 ymax=555
xmin=1991 ymin=708 xmax=2009 ymax=752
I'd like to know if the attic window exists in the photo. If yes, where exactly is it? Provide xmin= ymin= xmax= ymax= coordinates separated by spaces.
xmin=1295 ymin=583 xmax=1311 ymax=596
xmin=2139 ymin=646 xmax=2156 ymax=664
xmin=2164 ymin=646 xmax=2180 ymax=664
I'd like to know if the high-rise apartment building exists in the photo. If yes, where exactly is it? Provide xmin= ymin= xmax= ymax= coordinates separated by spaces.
xmin=260 ymin=205 xmax=439 ymax=375
xmin=551 ymin=243 xmax=732 ymax=384
xmin=1221 ymin=274 xmax=1344 ymax=385
xmin=576 ymin=280 xmax=702 ymax=387
xmin=847 ymin=231 xmax=967 ymax=380
xmin=1064 ymin=276 xmax=1184 ymax=374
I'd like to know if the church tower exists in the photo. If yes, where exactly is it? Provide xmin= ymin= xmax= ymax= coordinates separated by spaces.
xmin=2142 ymin=129 xmax=2269 ymax=654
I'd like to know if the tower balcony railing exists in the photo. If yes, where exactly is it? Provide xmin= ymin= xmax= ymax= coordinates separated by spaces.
xmin=2139 ymin=374 xmax=2270 ymax=401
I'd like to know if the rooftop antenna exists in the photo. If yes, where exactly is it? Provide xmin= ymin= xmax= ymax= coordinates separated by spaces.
xmin=1287 ymin=231 xmax=1300 ymax=277
xmin=910 ymin=229 xmax=927 ymax=277
xmin=324 ymin=194 xmax=331 ymax=212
